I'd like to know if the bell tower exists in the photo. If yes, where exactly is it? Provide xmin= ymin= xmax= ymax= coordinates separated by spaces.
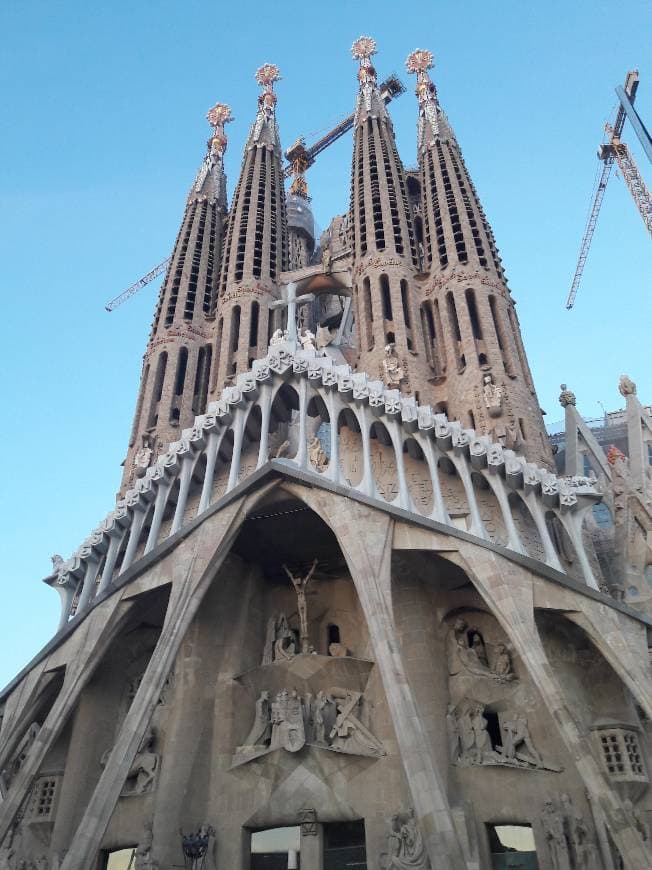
xmin=406 ymin=49 xmax=551 ymax=466
xmin=348 ymin=37 xmax=433 ymax=399
xmin=210 ymin=64 xmax=288 ymax=394
xmin=121 ymin=102 xmax=232 ymax=492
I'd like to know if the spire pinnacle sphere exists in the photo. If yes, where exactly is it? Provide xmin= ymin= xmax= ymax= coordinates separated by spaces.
xmin=351 ymin=36 xmax=377 ymax=62
xmin=405 ymin=49 xmax=434 ymax=74
xmin=255 ymin=63 xmax=281 ymax=88
xmin=206 ymin=103 xmax=234 ymax=129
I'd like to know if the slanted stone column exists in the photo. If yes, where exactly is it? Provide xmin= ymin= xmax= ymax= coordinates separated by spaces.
xmin=456 ymin=545 xmax=651 ymax=870
xmin=0 ymin=596 xmax=136 ymax=845
xmin=58 ymin=495 xmax=250 ymax=870
xmin=283 ymin=485 xmax=468 ymax=869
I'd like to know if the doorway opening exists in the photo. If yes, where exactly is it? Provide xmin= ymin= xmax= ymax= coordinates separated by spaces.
xmin=251 ymin=826 xmax=301 ymax=870
xmin=323 ymin=820 xmax=366 ymax=870
xmin=101 ymin=848 xmax=136 ymax=870
xmin=487 ymin=824 xmax=538 ymax=869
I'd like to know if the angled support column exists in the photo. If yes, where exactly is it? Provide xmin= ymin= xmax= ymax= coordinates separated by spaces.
xmin=76 ymin=556 xmax=102 ymax=612
xmin=171 ymin=455 xmax=195 ymax=535
xmin=358 ymin=405 xmax=376 ymax=499
xmin=420 ymin=437 xmax=450 ymax=525
xmin=457 ymin=546 xmax=650 ymax=870
xmin=119 ymin=504 xmax=148 ymax=575
xmin=145 ymin=481 xmax=172 ymax=553
xmin=522 ymin=493 xmax=563 ymax=571
xmin=198 ymin=428 xmax=226 ymax=514
xmin=97 ymin=531 xmax=123 ymax=594
xmin=326 ymin=391 xmax=341 ymax=485
xmin=390 ymin=419 xmax=413 ymax=511
xmin=289 ymin=487 xmax=468 ymax=869
xmin=58 ymin=495 xmax=250 ymax=870
xmin=488 ymin=475 xmax=525 ymax=554
xmin=256 ymin=384 xmax=273 ymax=469
xmin=0 ymin=597 xmax=135 ymax=845
xmin=227 ymin=408 xmax=247 ymax=492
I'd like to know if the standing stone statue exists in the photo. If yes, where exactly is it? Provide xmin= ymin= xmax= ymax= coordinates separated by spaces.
xmin=491 ymin=643 xmax=513 ymax=678
xmin=262 ymin=613 xmax=295 ymax=665
xmin=541 ymin=800 xmax=572 ymax=870
xmin=270 ymin=689 xmax=306 ymax=752
xmin=134 ymin=820 xmax=158 ymax=870
xmin=313 ymin=691 xmax=333 ymax=745
xmin=300 ymin=328 xmax=316 ymax=351
xmin=380 ymin=809 xmax=431 ymax=870
xmin=283 ymin=559 xmax=318 ymax=654
xmin=238 ymin=691 xmax=272 ymax=753
xmin=308 ymin=436 xmax=328 ymax=471
xmin=382 ymin=344 xmax=405 ymax=389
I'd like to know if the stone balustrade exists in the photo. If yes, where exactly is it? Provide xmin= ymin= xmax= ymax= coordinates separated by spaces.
xmin=45 ymin=345 xmax=603 ymax=629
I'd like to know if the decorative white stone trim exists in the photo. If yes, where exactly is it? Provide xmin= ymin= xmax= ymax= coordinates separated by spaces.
xmin=44 ymin=349 xmax=603 ymax=626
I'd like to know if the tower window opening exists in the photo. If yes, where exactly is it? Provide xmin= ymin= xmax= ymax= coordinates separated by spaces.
xmin=174 ymin=347 xmax=188 ymax=396
xmin=478 ymin=353 xmax=488 ymax=366
xmin=192 ymin=344 xmax=212 ymax=415
xmin=446 ymin=292 xmax=465 ymax=373
xmin=508 ymin=307 xmax=534 ymax=390
xmin=230 ymin=306 xmax=241 ymax=354
xmin=489 ymin=295 xmax=515 ymax=377
xmin=465 ymin=288 xmax=483 ymax=339
xmin=147 ymin=352 xmax=167 ymax=428
xmin=380 ymin=274 xmax=393 ymax=321
xmin=211 ymin=317 xmax=223 ymax=392
xmin=362 ymin=277 xmax=374 ymax=351
xmin=249 ymin=301 xmax=260 ymax=349
xmin=129 ymin=363 xmax=149 ymax=447
xmin=400 ymin=279 xmax=412 ymax=328
xmin=469 ymin=409 xmax=476 ymax=429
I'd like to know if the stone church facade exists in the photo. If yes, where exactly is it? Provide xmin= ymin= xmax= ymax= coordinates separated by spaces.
xmin=2 ymin=37 xmax=652 ymax=870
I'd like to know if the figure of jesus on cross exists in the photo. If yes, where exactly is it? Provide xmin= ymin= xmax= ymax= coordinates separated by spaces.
xmin=269 ymin=282 xmax=315 ymax=347
xmin=283 ymin=558 xmax=318 ymax=654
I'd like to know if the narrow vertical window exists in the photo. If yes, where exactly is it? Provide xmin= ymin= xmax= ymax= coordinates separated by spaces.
xmin=380 ymin=274 xmax=393 ymax=321
xmin=446 ymin=292 xmax=464 ymax=372
xmin=174 ymin=347 xmax=188 ymax=396
xmin=230 ymin=306 xmax=241 ymax=353
xmin=400 ymin=280 xmax=411 ymax=328
xmin=147 ymin=351 xmax=167 ymax=428
xmin=465 ymin=288 xmax=483 ymax=339
xmin=249 ymin=301 xmax=260 ymax=349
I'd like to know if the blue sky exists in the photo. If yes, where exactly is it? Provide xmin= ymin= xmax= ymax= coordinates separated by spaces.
xmin=1 ymin=0 xmax=650 ymax=688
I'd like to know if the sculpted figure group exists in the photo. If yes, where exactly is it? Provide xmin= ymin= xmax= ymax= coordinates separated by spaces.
xmin=447 ymin=617 xmax=515 ymax=683
xmin=236 ymin=686 xmax=384 ymax=761
xmin=541 ymin=795 xmax=597 ymax=870
xmin=380 ymin=809 xmax=431 ymax=870
xmin=447 ymin=700 xmax=546 ymax=770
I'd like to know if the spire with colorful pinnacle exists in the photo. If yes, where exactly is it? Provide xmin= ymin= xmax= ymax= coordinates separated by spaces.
xmin=213 ymin=65 xmax=288 ymax=390
xmin=121 ymin=102 xmax=233 ymax=492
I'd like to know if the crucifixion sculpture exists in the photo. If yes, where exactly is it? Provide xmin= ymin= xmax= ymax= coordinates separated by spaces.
xmin=283 ymin=558 xmax=318 ymax=653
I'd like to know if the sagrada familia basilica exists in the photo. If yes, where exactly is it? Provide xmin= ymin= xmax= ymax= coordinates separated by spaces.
xmin=1 ymin=36 xmax=652 ymax=870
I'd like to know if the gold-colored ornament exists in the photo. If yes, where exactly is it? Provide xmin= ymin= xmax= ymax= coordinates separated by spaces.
xmin=351 ymin=36 xmax=377 ymax=61
xmin=255 ymin=63 xmax=281 ymax=88
xmin=405 ymin=49 xmax=434 ymax=74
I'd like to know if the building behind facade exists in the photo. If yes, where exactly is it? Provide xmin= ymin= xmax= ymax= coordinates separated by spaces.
xmin=1 ymin=38 xmax=652 ymax=870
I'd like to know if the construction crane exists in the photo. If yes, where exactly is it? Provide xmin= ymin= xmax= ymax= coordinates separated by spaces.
xmin=284 ymin=74 xmax=405 ymax=196
xmin=566 ymin=70 xmax=652 ymax=309
xmin=105 ymin=74 xmax=406 ymax=312
xmin=104 ymin=257 xmax=171 ymax=312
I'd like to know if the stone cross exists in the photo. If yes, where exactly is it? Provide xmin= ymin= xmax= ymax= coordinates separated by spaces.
xmin=269 ymin=282 xmax=315 ymax=346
